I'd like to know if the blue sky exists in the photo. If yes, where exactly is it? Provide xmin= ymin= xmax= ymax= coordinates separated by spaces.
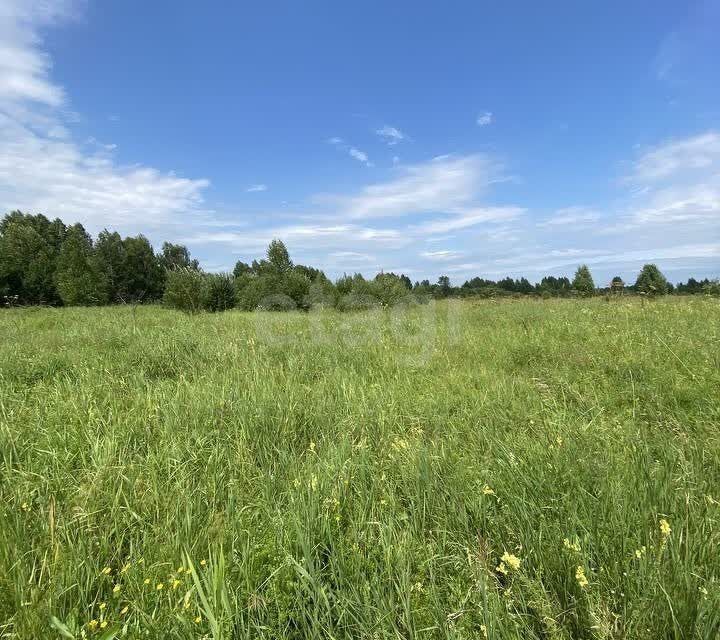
xmin=1 ymin=0 xmax=718 ymax=285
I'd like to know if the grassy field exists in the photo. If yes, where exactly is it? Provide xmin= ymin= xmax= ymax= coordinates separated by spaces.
xmin=1 ymin=298 xmax=719 ymax=639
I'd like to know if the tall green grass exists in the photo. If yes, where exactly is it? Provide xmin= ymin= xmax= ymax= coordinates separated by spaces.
xmin=1 ymin=298 xmax=719 ymax=639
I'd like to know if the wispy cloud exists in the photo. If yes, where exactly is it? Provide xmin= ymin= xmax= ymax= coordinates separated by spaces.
xmin=622 ymin=131 xmax=720 ymax=226
xmin=317 ymin=153 xmax=507 ymax=220
xmin=417 ymin=207 xmax=523 ymax=234
xmin=327 ymin=136 xmax=372 ymax=166
xmin=0 ymin=0 xmax=211 ymax=237
xmin=627 ymin=132 xmax=720 ymax=183
xmin=246 ymin=184 xmax=268 ymax=192
xmin=421 ymin=249 xmax=465 ymax=261
xmin=476 ymin=111 xmax=493 ymax=126
xmin=375 ymin=125 xmax=405 ymax=145
xmin=184 ymin=223 xmax=409 ymax=253
xmin=349 ymin=147 xmax=372 ymax=167
xmin=538 ymin=206 xmax=601 ymax=228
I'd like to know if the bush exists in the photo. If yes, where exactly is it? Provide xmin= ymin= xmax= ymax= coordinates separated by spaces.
xmin=163 ymin=268 xmax=206 ymax=313
xmin=703 ymin=280 xmax=720 ymax=296
xmin=256 ymin=293 xmax=297 ymax=311
xmin=635 ymin=264 xmax=668 ymax=296
xmin=204 ymin=273 xmax=235 ymax=312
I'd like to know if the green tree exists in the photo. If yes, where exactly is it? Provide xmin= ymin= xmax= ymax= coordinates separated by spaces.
xmin=158 ymin=242 xmax=199 ymax=272
xmin=55 ymin=224 xmax=107 ymax=305
xmin=703 ymin=280 xmax=720 ymax=296
xmin=0 ymin=211 xmax=65 ymax=303
xmin=266 ymin=239 xmax=292 ymax=274
xmin=233 ymin=260 xmax=252 ymax=278
xmin=572 ymin=265 xmax=595 ymax=296
xmin=94 ymin=230 xmax=127 ymax=303
xmin=163 ymin=267 xmax=207 ymax=313
xmin=0 ymin=221 xmax=58 ymax=303
xmin=373 ymin=272 xmax=412 ymax=306
xmin=437 ymin=275 xmax=452 ymax=298
xmin=120 ymin=235 xmax=164 ymax=301
xmin=634 ymin=264 xmax=668 ymax=296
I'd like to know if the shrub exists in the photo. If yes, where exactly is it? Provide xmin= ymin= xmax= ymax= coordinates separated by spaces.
xmin=703 ymin=280 xmax=720 ymax=296
xmin=635 ymin=264 xmax=668 ymax=295
xmin=204 ymin=273 xmax=235 ymax=312
xmin=256 ymin=293 xmax=297 ymax=311
xmin=163 ymin=268 xmax=206 ymax=313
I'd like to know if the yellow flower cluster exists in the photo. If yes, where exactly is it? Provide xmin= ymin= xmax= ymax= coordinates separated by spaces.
xmin=575 ymin=565 xmax=589 ymax=589
xmin=496 ymin=552 xmax=521 ymax=575
xmin=659 ymin=518 xmax=671 ymax=538
xmin=85 ymin=556 xmax=210 ymax=632
xmin=563 ymin=538 xmax=581 ymax=553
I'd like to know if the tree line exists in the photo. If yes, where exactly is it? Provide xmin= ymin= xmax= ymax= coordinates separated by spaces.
xmin=0 ymin=211 xmax=717 ymax=310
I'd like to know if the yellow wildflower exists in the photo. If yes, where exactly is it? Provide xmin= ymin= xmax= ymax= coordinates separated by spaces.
xmin=172 ymin=579 xmax=181 ymax=590
xmin=194 ymin=615 xmax=202 ymax=623
xmin=99 ymin=602 xmax=106 ymax=610
xmin=88 ymin=619 xmax=99 ymax=630
xmin=143 ymin=578 xmax=150 ymax=585
xmin=120 ymin=563 xmax=130 ymax=573
xmin=200 ymin=559 xmax=207 ymax=567
xmin=120 ymin=606 xmax=129 ymax=615
xmin=575 ymin=565 xmax=589 ymax=589
xmin=480 ymin=624 xmax=488 ymax=638
xmin=501 ymin=552 xmax=521 ymax=571
xmin=634 ymin=545 xmax=647 ymax=559
xmin=176 ymin=566 xmax=184 ymax=574
xmin=482 ymin=485 xmax=495 ymax=496
xmin=156 ymin=582 xmax=164 ymax=591
xmin=101 ymin=567 xmax=112 ymax=575
xmin=659 ymin=519 xmax=671 ymax=538
xmin=21 ymin=502 xmax=30 ymax=512
xmin=100 ymin=621 xmax=108 ymax=629
xmin=563 ymin=538 xmax=581 ymax=553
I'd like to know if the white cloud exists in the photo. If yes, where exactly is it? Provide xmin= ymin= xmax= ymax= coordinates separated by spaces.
xmin=375 ymin=125 xmax=405 ymax=145
xmin=327 ymin=136 xmax=373 ymax=166
xmin=621 ymin=131 xmax=720 ymax=228
xmin=329 ymin=251 xmax=375 ymax=261
xmin=538 ymin=206 xmax=601 ymax=228
xmin=628 ymin=132 xmax=720 ymax=182
xmin=185 ymin=224 xmax=409 ymax=252
xmin=421 ymin=249 xmax=465 ymax=261
xmin=476 ymin=111 xmax=493 ymax=126
xmin=319 ymin=153 xmax=506 ymax=220
xmin=246 ymin=184 xmax=268 ymax=192
xmin=0 ymin=0 xmax=73 ymax=108
xmin=349 ymin=147 xmax=372 ymax=166
xmin=417 ymin=206 xmax=523 ymax=234
xmin=0 ymin=0 xmax=211 ymax=236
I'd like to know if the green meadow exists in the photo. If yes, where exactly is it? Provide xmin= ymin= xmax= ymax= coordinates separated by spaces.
xmin=1 ymin=297 xmax=719 ymax=639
